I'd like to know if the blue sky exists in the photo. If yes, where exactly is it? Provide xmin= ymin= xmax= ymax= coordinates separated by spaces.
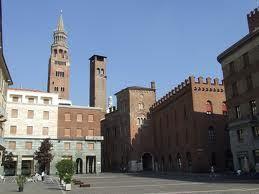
xmin=2 ymin=1 xmax=256 ymax=106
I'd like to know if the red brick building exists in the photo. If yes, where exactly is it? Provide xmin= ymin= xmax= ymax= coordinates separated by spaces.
xmin=102 ymin=77 xmax=232 ymax=172
xmin=56 ymin=105 xmax=104 ymax=174
xmin=147 ymin=76 xmax=231 ymax=172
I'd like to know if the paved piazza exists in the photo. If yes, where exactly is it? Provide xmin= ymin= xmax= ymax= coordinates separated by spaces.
xmin=1 ymin=173 xmax=259 ymax=194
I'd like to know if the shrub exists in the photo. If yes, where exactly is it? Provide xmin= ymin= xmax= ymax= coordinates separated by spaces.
xmin=55 ymin=159 xmax=75 ymax=182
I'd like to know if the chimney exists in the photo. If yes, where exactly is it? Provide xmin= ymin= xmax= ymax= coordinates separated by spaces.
xmin=151 ymin=81 xmax=156 ymax=89
xmin=247 ymin=8 xmax=259 ymax=33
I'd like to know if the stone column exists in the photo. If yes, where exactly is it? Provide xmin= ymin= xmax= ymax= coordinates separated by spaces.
xmin=16 ymin=156 xmax=22 ymax=175
xmin=0 ymin=150 xmax=3 ymax=175
xmin=82 ymin=157 xmax=86 ymax=174
xmin=86 ymin=157 xmax=89 ymax=174
xmin=248 ymin=150 xmax=255 ymax=171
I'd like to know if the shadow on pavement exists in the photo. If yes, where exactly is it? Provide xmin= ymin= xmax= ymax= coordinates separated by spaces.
xmin=123 ymin=171 xmax=259 ymax=184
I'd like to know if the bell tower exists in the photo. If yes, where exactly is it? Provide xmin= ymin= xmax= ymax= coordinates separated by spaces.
xmin=89 ymin=55 xmax=107 ymax=112
xmin=47 ymin=12 xmax=70 ymax=99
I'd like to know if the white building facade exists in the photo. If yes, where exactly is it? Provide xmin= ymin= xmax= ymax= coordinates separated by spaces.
xmin=1 ymin=89 xmax=59 ymax=175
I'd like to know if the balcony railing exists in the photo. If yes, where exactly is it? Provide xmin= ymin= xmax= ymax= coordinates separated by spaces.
xmin=228 ymin=113 xmax=259 ymax=129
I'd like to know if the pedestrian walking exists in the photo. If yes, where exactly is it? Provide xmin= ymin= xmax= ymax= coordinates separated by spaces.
xmin=210 ymin=166 xmax=216 ymax=178
xmin=41 ymin=171 xmax=45 ymax=181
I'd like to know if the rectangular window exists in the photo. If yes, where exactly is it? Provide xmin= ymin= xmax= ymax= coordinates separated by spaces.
xmin=249 ymin=100 xmax=257 ymax=117
xmin=10 ymin=126 xmax=17 ymax=135
xmin=27 ymin=126 xmax=33 ymax=135
xmin=232 ymin=82 xmax=238 ymax=97
xmin=64 ymin=142 xmax=70 ymax=150
xmin=25 ymin=142 xmax=32 ymax=150
xmin=243 ymin=52 xmax=250 ymax=68
xmin=76 ymin=143 xmax=82 ymax=150
xmin=246 ymin=75 xmax=253 ymax=91
xmin=229 ymin=61 xmax=235 ymax=74
xmin=12 ymin=96 xmax=19 ymax=102
xmin=88 ymin=114 xmax=94 ymax=122
xmin=88 ymin=143 xmax=94 ymax=150
xmin=65 ymin=113 xmax=71 ymax=121
xmin=43 ymin=99 xmax=50 ymax=105
xmin=42 ymin=127 xmax=49 ymax=135
xmin=88 ymin=129 xmax=94 ymax=136
xmin=237 ymin=129 xmax=244 ymax=143
xmin=253 ymin=126 xmax=259 ymax=138
xmin=8 ymin=141 xmax=16 ymax=149
xmin=254 ymin=150 xmax=259 ymax=165
xmin=28 ymin=97 xmax=35 ymax=104
xmin=64 ymin=128 xmax=71 ymax=137
xmin=27 ymin=110 xmax=34 ymax=119
xmin=235 ymin=106 xmax=241 ymax=119
xmin=77 ymin=114 xmax=83 ymax=122
xmin=11 ymin=109 xmax=18 ymax=118
xmin=76 ymin=128 xmax=82 ymax=137
xmin=43 ymin=111 xmax=49 ymax=120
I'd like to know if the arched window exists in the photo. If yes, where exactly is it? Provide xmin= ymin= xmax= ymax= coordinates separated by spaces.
xmin=101 ymin=68 xmax=104 ymax=75
xmin=54 ymin=49 xmax=57 ymax=57
xmin=137 ymin=118 xmax=141 ymax=125
xmin=138 ymin=102 xmax=144 ymax=110
xmin=97 ymin=68 xmax=100 ymax=75
xmin=64 ymin=51 xmax=68 ymax=59
xmin=222 ymin=102 xmax=227 ymax=115
xmin=176 ymin=153 xmax=182 ymax=169
xmin=208 ymin=126 xmax=216 ymax=143
xmin=206 ymin=100 xmax=213 ymax=114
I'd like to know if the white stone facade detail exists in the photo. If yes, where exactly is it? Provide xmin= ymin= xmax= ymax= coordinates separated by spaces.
xmin=4 ymin=89 xmax=59 ymax=139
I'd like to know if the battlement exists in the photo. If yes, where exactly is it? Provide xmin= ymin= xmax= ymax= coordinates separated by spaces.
xmin=248 ymin=8 xmax=259 ymax=18
xmin=247 ymin=8 xmax=259 ymax=33
xmin=151 ymin=77 xmax=191 ymax=110
xmin=192 ymin=76 xmax=223 ymax=86
xmin=150 ymin=76 xmax=224 ymax=111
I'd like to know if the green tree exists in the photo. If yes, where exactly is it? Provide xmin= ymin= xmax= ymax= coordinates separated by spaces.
xmin=1 ymin=151 xmax=14 ymax=169
xmin=34 ymin=138 xmax=54 ymax=174
xmin=2 ymin=151 xmax=15 ymax=175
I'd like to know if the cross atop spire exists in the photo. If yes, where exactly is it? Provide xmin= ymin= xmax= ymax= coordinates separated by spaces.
xmin=57 ymin=10 xmax=64 ymax=31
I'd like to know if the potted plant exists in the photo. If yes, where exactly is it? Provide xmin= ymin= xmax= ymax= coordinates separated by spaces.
xmin=56 ymin=159 xmax=75 ymax=191
xmin=16 ymin=175 xmax=26 ymax=192
xmin=63 ymin=173 xmax=72 ymax=191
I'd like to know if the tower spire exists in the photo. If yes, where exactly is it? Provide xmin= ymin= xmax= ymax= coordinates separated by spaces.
xmin=57 ymin=10 xmax=64 ymax=31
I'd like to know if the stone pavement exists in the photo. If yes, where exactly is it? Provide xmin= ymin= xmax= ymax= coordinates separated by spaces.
xmin=1 ymin=173 xmax=259 ymax=194
xmin=0 ymin=176 xmax=62 ymax=194
xmin=69 ymin=173 xmax=259 ymax=194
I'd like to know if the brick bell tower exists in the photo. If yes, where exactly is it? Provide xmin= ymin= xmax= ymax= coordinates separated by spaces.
xmin=89 ymin=55 xmax=107 ymax=112
xmin=47 ymin=12 xmax=70 ymax=99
